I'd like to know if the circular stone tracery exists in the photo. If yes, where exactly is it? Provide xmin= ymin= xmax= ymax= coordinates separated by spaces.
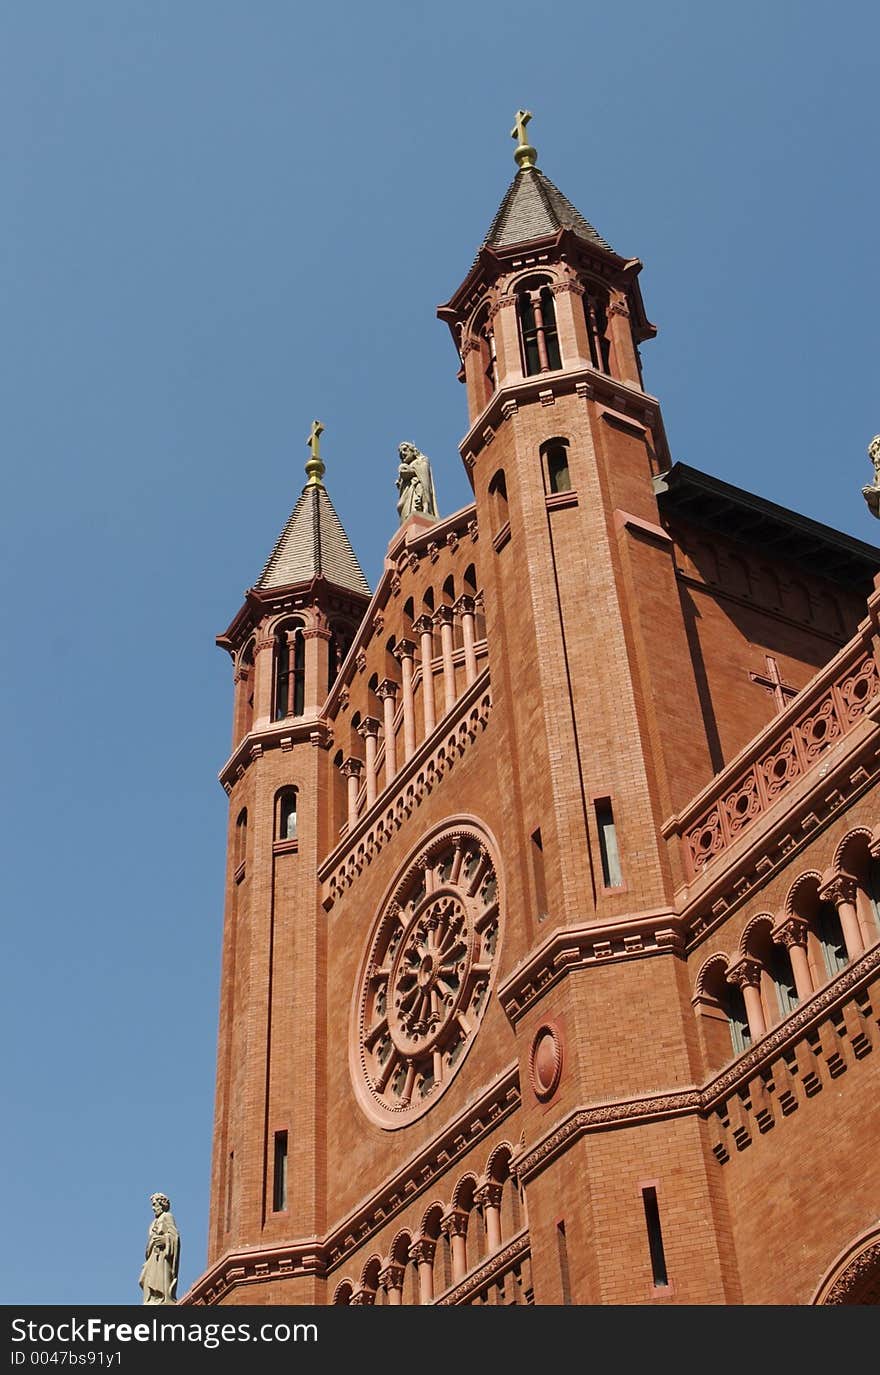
xmin=354 ymin=825 xmax=502 ymax=1128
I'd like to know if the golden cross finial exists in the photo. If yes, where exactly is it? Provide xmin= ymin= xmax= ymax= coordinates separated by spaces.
xmin=511 ymin=109 xmax=537 ymax=169
xmin=305 ymin=418 xmax=325 ymax=486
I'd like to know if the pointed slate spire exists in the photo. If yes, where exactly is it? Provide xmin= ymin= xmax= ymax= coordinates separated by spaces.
xmin=479 ymin=110 xmax=614 ymax=255
xmin=256 ymin=423 xmax=371 ymax=596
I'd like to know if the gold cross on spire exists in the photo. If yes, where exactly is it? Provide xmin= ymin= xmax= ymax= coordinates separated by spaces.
xmin=305 ymin=419 xmax=325 ymax=486
xmin=511 ymin=109 xmax=537 ymax=170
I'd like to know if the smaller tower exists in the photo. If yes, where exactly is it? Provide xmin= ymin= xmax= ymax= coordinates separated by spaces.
xmin=208 ymin=426 xmax=369 ymax=1276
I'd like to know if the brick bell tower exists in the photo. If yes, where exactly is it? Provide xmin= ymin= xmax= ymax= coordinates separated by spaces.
xmin=435 ymin=112 xmax=738 ymax=1301
xmin=208 ymin=423 xmax=370 ymax=1280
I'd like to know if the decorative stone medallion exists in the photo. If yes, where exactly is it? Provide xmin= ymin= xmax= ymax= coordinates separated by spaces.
xmin=353 ymin=821 xmax=502 ymax=1128
xmin=529 ymin=1024 xmax=563 ymax=1102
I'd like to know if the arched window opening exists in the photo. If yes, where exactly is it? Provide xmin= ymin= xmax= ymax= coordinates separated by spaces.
xmin=488 ymin=469 xmax=508 ymax=535
xmin=817 ymin=901 xmax=849 ymax=977
xmin=543 ymin=440 xmax=572 ymax=495
xmin=234 ymin=809 xmax=247 ymax=872
xmin=582 ymin=288 xmax=611 ymax=373
xmin=517 ymin=279 xmax=561 ymax=376
xmin=463 ymin=563 xmax=477 ymax=593
xmin=274 ymin=621 xmax=305 ymax=720
xmin=725 ymin=980 xmax=752 ymax=1055
xmin=472 ymin=305 xmax=496 ymax=405
xmin=277 ymin=788 xmax=298 ymax=842
xmin=328 ymin=621 xmax=354 ymax=690
xmin=238 ymin=639 xmax=255 ymax=737
xmin=869 ymin=856 xmax=880 ymax=935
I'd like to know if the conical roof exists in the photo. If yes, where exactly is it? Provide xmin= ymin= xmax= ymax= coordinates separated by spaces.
xmin=481 ymin=165 xmax=614 ymax=254
xmin=256 ymin=481 xmax=370 ymax=596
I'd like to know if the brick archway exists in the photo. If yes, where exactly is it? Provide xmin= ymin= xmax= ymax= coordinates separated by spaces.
xmin=812 ymin=1223 xmax=880 ymax=1304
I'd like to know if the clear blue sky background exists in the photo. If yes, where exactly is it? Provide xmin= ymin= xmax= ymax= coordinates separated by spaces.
xmin=2 ymin=1 xmax=878 ymax=1305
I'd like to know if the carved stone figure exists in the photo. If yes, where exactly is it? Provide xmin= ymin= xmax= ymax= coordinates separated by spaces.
xmin=396 ymin=442 xmax=438 ymax=524
xmin=861 ymin=434 xmax=880 ymax=518
xmin=138 ymin=1193 xmax=180 ymax=1305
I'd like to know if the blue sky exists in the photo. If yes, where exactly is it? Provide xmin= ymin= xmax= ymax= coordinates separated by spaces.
xmin=2 ymin=1 xmax=878 ymax=1304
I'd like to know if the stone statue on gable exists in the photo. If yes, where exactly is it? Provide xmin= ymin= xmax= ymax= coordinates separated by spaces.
xmin=862 ymin=435 xmax=880 ymax=518
xmin=138 ymin=1192 xmax=180 ymax=1305
xmin=396 ymin=441 xmax=438 ymax=524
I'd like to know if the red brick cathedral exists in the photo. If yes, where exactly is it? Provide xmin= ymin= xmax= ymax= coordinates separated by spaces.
xmin=186 ymin=118 xmax=880 ymax=1306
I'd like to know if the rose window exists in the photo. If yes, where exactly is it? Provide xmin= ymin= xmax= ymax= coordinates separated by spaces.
xmin=354 ymin=826 xmax=502 ymax=1127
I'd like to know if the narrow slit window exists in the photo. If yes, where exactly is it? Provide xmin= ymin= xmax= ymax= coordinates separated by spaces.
xmin=273 ymin=1131 xmax=288 ymax=1212
xmin=225 ymin=1151 xmax=234 ymax=1232
xmin=556 ymin=1220 xmax=572 ymax=1305
xmin=595 ymin=798 xmax=623 ymax=888
xmin=642 ymin=1187 xmax=668 ymax=1287
xmin=531 ymin=828 xmax=548 ymax=920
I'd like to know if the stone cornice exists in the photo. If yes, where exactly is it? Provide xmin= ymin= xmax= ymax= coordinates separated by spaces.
xmin=497 ymin=910 xmax=686 ymax=1024
xmin=513 ymin=1090 xmax=703 ymax=1184
xmin=219 ymin=717 xmax=331 ymax=793
xmin=433 ymin=1229 xmax=530 ymax=1306
xmin=459 ymin=366 xmax=666 ymax=470
xmin=182 ymin=1064 xmax=520 ymax=1305
xmin=320 ymin=671 xmax=493 ymax=909
xmin=513 ymin=943 xmax=880 ymax=1186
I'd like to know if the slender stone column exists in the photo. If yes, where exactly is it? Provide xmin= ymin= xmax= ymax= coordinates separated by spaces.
xmin=434 ymin=605 xmax=456 ymax=713
xmin=475 ymin=1180 xmax=503 ymax=1253
xmin=376 ymin=680 xmax=399 ymax=783
xmin=819 ymin=873 xmax=864 ymax=960
xmin=530 ymin=290 xmax=550 ymax=372
xmin=727 ymin=958 xmax=766 ymax=1041
xmin=409 ymin=1238 xmax=435 ymax=1305
xmin=393 ymin=638 xmax=417 ymax=762
xmin=413 ymin=615 xmax=436 ymax=739
xmin=441 ymin=1209 xmax=468 ymax=1284
xmin=253 ymin=634 xmax=275 ymax=727
xmin=454 ymin=595 xmax=478 ymax=685
xmin=358 ymin=717 xmax=381 ymax=810
xmin=772 ymin=917 xmax=814 ymax=1002
xmin=606 ymin=292 xmax=641 ymax=389
xmin=341 ymin=757 xmax=362 ymax=829
xmin=379 ymin=1263 xmax=405 ymax=1306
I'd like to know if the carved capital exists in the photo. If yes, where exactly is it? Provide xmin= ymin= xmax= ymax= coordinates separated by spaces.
xmin=375 ymin=678 xmax=399 ymax=702
xmin=393 ymin=637 xmax=417 ymax=663
xmin=773 ymin=916 xmax=810 ymax=950
xmin=348 ymin=1287 xmax=375 ymax=1306
xmin=453 ymin=595 xmax=476 ymax=617
xmin=412 ymin=615 xmax=435 ymax=637
xmin=727 ymin=957 xmax=763 ymax=991
xmin=340 ymin=756 xmax=363 ymax=779
xmin=378 ymin=1262 xmax=405 ymax=1292
xmin=440 ymin=1208 xmax=468 ymax=1240
xmin=607 ymin=297 xmax=630 ymax=318
xmin=408 ymin=1237 xmax=436 ymax=1266
xmin=474 ymin=1180 xmax=503 ymax=1212
xmin=354 ymin=648 xmax=367 ymax=673
xmin=357 ymin=716 xmax=381 ymax=740
xmin=818 ymin=873 xmax=858 ymax=907
xmin=433 ymin=604 xmax=455 ymax=628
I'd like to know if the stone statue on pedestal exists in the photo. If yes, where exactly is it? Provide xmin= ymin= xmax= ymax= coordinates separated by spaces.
xmin=138 ymin=1193 xmax=180 ymax=1305
xmin=396 ymin=442 xmax=438 ymax=524
xmin=861 ymin=434 xmax=880 ymax=518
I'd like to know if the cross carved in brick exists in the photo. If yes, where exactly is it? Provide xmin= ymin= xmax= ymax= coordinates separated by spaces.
xmin=749 ymin=654 xmax=799 ymax=714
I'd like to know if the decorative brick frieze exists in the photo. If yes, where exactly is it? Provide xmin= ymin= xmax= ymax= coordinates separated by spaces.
xmin=321 ymin=674 xmax=493 ymax=910
xmin=666 ymin=641 xmax=880 ymax=882
xmin=183 ymin=1065 xmax=519 ymax=1305
xmin=498 ymin=911 xmax=686 ymax=1024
